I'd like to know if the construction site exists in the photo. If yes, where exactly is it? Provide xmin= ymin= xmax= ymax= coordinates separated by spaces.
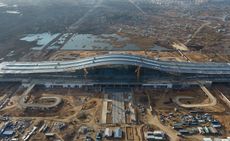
xmin=0 ymin=80 xmax=229 ymax=141
xmin=0 ymin=0 xmax=230 ymax=141
xmin=0 ymin=48 xmax=230 ymax=141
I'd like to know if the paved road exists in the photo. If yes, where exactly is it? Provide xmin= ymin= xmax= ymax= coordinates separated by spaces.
xmin=68 ymin=0 xmax=104 ymax=31
xmin=0 ymin=54 xmax=230 ymax=75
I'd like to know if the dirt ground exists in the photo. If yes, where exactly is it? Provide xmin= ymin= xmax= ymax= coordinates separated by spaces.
xmin=0 ymin=84 xmax=230 ymax=141
xmin=133 ymin=87 xmax=230 ymax=140
xmin=0 ymin=86 xmax=143 ymax=141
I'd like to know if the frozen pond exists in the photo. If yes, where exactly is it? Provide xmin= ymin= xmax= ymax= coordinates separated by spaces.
xmin=47 ymin=33 xmax=72 ymax=50
xmin=101 ymin=34 xmax=128 ymax=42
xmin=20 ymin=33 xmax=60 ymax=50
xmin=61 ymin=34 xmax=170 ymax=51
xmin=62 ymin=34 xmax=111 ymax=51
xmin=0 ymin=2 xmax=7 ymax=7
xmin=5 ymin=10 xmax=20 ymax=14
xmin=20 ymin=33 xmax=170 ymax=51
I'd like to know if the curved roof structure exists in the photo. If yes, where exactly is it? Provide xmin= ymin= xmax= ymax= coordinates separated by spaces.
xmin=0 ymin=54 xmax=230 ymax=75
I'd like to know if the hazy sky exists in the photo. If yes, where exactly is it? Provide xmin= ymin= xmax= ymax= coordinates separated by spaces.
xmin=0 ymin=0 xmax=229 ymax=9
xmin=0 ymin=0 xmax=96 ymax=6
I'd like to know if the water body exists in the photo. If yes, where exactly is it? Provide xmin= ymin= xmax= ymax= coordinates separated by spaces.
xmin=0 ymin=2 xmax=7 ymax=7
xmin=20 ymin=33 xmax=170 ymax=51
xmin=62 ymin=34 xmax=170 ymax=51
xmin=47 ymin=33 xmax=72 ymax=50
xmin=20 ymin=33 xmax=60 ymax=50
xmin=101 ymin=34 xmax=129 ymax=42
xmin=5 ymin=10 xmax=20 ymax=14
xmin=62 ymin=34 xmax=112 ymax=51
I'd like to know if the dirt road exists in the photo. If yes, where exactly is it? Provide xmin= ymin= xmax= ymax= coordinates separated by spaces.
xmin=173 ymin=85 xmax=217 ymax=108
xmin=146 ymin=109 xmax=180 ymax=141
xmin=185 ymin=21 xmax=211 ymax=45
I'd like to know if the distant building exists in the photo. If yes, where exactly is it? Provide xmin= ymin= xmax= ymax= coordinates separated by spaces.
xmin=114 ymin=128 xmax=122 ymax=139
xmin=45 ymin=133 xmax=55 ymax=137
xmin=203 ymin=138 xmax=212 ymax=141
xmin=145 ymin=131 xmax=166 ymax=140
xmin=2 ymin=130 xmax=14 ymax=136
xmin=104 ymin=128 xmax=113 ymax=138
